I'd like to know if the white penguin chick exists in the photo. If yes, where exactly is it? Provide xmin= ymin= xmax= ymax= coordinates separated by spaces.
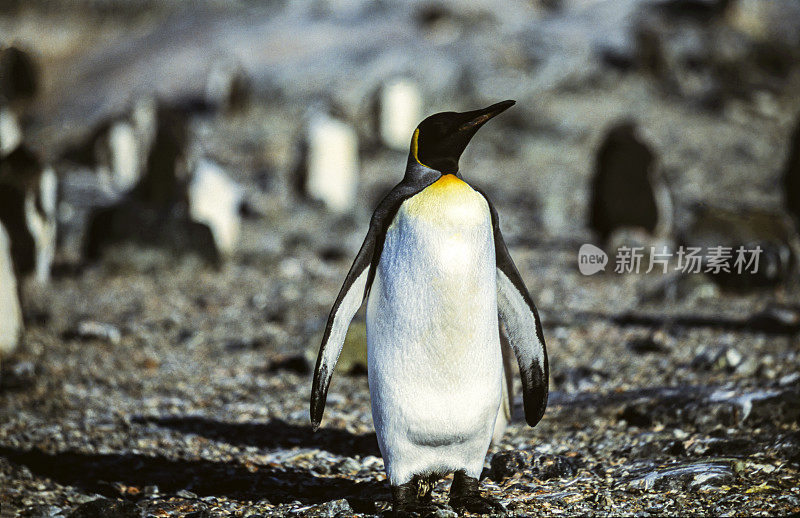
xmin=312 ymin=101 xmax=548 ymax=515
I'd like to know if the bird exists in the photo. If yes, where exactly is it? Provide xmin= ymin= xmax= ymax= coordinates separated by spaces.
xmin=0 ymin=144 xmax=57 ymax=285
xmin=311 ymin=100 xmax=548 ymax=515
xmin=0 ymin=220 xmax=23 ymax=357
xmin=589 ymin=121 xmax=660 ymax=243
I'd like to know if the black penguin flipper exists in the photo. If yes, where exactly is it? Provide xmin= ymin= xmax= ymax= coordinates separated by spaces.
xmin=480 ymin=191 xmax=549 ymax=427
xmin=310 ymin=173 xmax=438 ymax=431
xmin=310 ymin=230 xmax=373 ymax=431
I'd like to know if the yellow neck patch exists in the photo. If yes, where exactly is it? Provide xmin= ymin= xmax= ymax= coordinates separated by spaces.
xmin=428 ymin=173 xmax=467 ymax=191
xmin=402 ymin=173 xmax=485 ymax=223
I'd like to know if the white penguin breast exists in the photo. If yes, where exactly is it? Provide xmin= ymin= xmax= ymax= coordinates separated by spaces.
xmin=367 ymin=175 xmax=501 ymax=426
xmin=366 ymin=176 xmax=502 ymax=483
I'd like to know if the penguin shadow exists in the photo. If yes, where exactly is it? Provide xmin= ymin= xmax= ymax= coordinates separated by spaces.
xmin=0 ymin=443 xmax=386 ymax=508
xmin=132 ymin=415 xmax=381 ymax=457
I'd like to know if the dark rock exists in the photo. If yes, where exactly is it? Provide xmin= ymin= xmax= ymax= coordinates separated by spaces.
xmin=224 ymin=337 xmax=269 ymax=352
xmin=624 ymin=461 xmax=735 ymax=491
xmin=618 ymin=404 xmax=654 ymax=428
xmin=0 ymin=361 xmax=38 ymax=391
xmin=665 ymin=440 xmax=686 ymax=456
xmin=601 ymin=47 xmax=637 ymax=72
xmin=626 ymin=333 xmax=669 ymax=354
xmin=773 ymin=431 xmax=800 ymax=463
xmin=490 ymin=450 xmax=528 ymax=480
xmin=346 ymin=497 xmax=379 ymax=514
xmin=68 ymin=498 xmax=140 ymax=518
xmin=536 ymin=0 xmax=563 ymax=11
xmin=23 ymin=307 xmax=50 ymax=326
xmin=685 ymin=437 xmax=754 ymax=456
xmin=653 ymin=0 xmax=732 ymax=22
xmin=608 ymin=306 xmax=800 ymax=336
xmin=746 ymin=305 xmax=800 ymax=335
xmin=176 ymin=489 xmax=198 ymax=499
xmin=589 ymin=122 xmax=666 ymax=242
xmin=743 ymin=389 xmax=800 ymax=425
xmin=552 ymin=366 xmax=608 ymax=393
xmin=490 ymin=451 xmax=578 ymax=481
xmin=429 ymin=508 xmax=458 ymax=518
xmin=21 ymin=504 xmax=65 ymax=517
xmin=690 ymin=346 xmax=728 ymax=371
xmin=319 ymin=245 xmax=348 ymax=263
xmin=303 ymin=499 xmax=353 ymax=517
xmin=238 ymin=199 xmax=263 ymax=220
xmin=268 ymin=354 xmax=311 ymax=375
xmin=535 ymin=454 xmax=580 ymax=480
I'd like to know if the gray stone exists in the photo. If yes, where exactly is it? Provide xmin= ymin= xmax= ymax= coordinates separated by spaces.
xmin=304 ymin=499 xmax=353 ymax=517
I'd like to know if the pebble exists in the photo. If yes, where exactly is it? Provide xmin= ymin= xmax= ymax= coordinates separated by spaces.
xmin=65 ymin=321 xmax=122 ymax=345
xmin=335 ymin=457 xmax=361 ymax=474
xmin=67 ymin=498 xmax=140 ymax=518
xmin=303 ymin=499 xmax=353 ymax=517
xmin=490 ymin=451 xmax=578 ymax=481
xmin=778 ymin=372 xmax=800 ymax=387
xmin=22 ymin=505 xmax=65 ymax=517
xmin=625 ymin=462 xmax=735 ymax=491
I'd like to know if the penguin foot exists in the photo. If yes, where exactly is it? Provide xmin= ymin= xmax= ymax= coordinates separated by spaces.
xmin=391 ymin=477 xmax=440 ymax=517
xmin=448 ymin=470 xmax=507 ymax=516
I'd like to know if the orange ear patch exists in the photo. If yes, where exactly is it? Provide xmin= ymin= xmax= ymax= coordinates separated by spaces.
xmin=411 ymin=128 xmax=422 ymax=165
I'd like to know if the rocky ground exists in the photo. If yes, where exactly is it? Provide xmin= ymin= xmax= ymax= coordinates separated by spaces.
xmin=1 ymin=215 xmax=799 ymax=517
xmin=2 ymin=0 xmax=800 ymax=516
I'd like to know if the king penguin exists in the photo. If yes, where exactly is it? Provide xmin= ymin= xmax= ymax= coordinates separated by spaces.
xmin=311 ymin=100 xmax=548 ymax=515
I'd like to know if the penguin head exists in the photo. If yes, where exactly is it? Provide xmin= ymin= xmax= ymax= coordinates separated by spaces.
xmin=409 ymin=100 xmax=515 ymax=174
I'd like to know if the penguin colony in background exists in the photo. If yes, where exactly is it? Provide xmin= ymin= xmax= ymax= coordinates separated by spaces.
xmin=0 ymin=45 xmax=56 ymax=357
xmin=81 ymin=101 xmax=243 ymax=265
xmin=311 ymin=101 xmax=548 ymax=515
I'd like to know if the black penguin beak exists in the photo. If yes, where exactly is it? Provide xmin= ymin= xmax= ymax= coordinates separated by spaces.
xmin=454 ymin=100 xmax=516 ymax=136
